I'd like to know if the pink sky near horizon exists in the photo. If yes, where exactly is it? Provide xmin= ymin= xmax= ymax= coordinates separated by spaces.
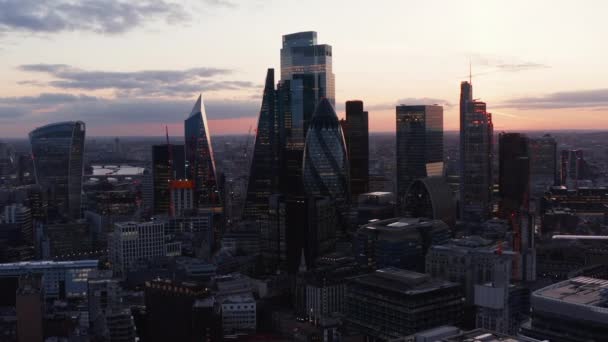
xmin=1 ymin=0 xmax=608 ymax=137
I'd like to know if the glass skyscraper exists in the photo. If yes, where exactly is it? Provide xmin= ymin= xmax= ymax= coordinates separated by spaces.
xmin=29 ymin=121 xmax=85 ymax=219
xmin=302 ymin=98 xmax=349 ymax=204
xmin=280 ymin=31 xmax=335 ymax=147
xmin=459 ymin=82 xmax=494 ymax=222
xmin=243 ymin=69 xmax=280 ymax=221
xmin=396 ymin=105 xmax=444 ymax=213
xmin=184 ymin=95 xmax=220 ymax=208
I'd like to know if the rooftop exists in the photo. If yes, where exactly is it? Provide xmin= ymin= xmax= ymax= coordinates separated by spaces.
xmin=535 ymin=276 xmax=608 ymax=307
xmin=349 ymin=267 xmax=459 ymax=296
xmin=0 ymin=259 xmax=98 ymax=271
xmin=362 ymin=217 xmax=446 ymax=233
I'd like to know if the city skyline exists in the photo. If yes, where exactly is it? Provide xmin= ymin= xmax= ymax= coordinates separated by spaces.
xmin=1 ymin=0 xmax=608 ymax=137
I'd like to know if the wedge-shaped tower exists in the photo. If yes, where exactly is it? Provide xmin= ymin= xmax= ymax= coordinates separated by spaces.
xmin=243 ymin=69 xmax=280 ymax=220
xmin=302 ymin=98 xmax=349 ymax=204
xmin=185 ymin=95 xmax=220 ymax=208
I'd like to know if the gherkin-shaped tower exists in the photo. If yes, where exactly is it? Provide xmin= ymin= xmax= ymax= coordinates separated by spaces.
xmin=302 ymin=98 xmax=349 ymax=203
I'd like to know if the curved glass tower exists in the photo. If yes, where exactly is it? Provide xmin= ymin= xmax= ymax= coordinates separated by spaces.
xmin=302 ymin=98 xmax=349 ymax=203
xmin=29 ymin=121 xmax=85 ymax=219
xmin=185 ymin=95 xmax=220 ymax=208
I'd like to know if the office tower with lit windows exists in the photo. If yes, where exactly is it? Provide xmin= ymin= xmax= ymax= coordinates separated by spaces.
xmin=151 ymin=144 xmax=185 ymax=215
xmin=498 ymin=132 xmax=530 ymax=216
xmin=459 ymin=82 xmax=493 ymax=222
xmin=29 ymin=121 xmax=85 ymax=219
xmin=396 ymin=105 xmax=444 ymax=213
xmin=344 ymin=100 xmax=369 ymax=200
xmin=243 ymin=69 xmax=280 ymax=222
xmin=280 ymin=31 xmax=335 ymax=107
xmin=279 ymin=31 xmax=335 ymax=194
xmin=185 ymin=95 xmax=220 ymax=208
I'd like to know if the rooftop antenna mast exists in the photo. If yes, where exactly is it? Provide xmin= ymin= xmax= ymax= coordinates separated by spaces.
xmin=469 ymin=59 xmax=472 ymax=84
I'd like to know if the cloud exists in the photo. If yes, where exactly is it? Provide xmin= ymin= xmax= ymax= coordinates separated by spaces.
xmin=499 ymin=89 xmax=608 ymax=109
xmin=18 ymin=63 xmax=259 ymax=97
xmin=0 ymin=0 xmax=191 ymax=35
xmin=367 ymin=98 xmax=453 ymax=111
xmin=0 ymin=93 xmax=98 ymax=105
xmin=0 ymin=93 xmax=259 ymax=123
xmin=469 ymin=54 xmax=548 ymax=77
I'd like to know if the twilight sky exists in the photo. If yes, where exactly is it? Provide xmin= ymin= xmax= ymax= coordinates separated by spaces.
xmin=1 ymin=0 xmax=607 ymax=137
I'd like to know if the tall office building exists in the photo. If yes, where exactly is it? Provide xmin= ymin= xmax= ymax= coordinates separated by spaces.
xmin=151 ymin=144 xmax=185 ymax=215
xmin=278 ymin=31 xmax=335 ymax=195
xmin=185 ymin=95 xmax=220 ymax=208
xmin=396 ymin=105 xmax=444 ymax=213
xmin=302 ymin=98 xmax=349 ymax=204
xmin=459 ymin=82 xmax=493 ymax=222
xmin=498 ymin=133 xmax=530 ymax=216
xmin=280 ymin=31 xmax=335 ymax=107
xmin=29 ymin=121 xmax=85 ymax=219
xmin=560 ymin=149 xmax=586 ymax=188
xmin=344 ymin=100 xmax=369 ymax=199
xmin=4 ymin=204 xmax=33 ymax=245
xmin=243 ymin=69 xmax=280 ymax=221
xmin=529 ymin=134 xmax=557 ymax=199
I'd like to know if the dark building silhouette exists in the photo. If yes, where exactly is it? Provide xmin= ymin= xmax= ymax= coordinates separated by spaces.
xmin=185 ymin=95 xmax=220 ymax=208
xmin=285 ymin=195 xmax=336 ymax=274
xmin=145 ymin=279 xmax=220 ymax=342
xmin=560 ymin=149 xmax=589 ymax=188
xmin=396 ymin=105 xmax=443 ymax=213
xmin=354 ymin=217 xmax=451 ymax=272
xmin=499 ymin=133 xmax=530 ymax=216
xmin=344 ymin=100 xmax=369 ymax=200
xmin=16 ymin=274 xmax=44 ymax=342
xmin=152 ymin=144 xmax=185 ymax=215
xmin=243 ymin=69 xmax=280 ymax=222
xmin=529 ymin=134 xmax=558 ymax=199
xmin=29 ymin=121 xmax=85 ymax=219
xmin=459 ymin=82 xmax=493 ymax=222
xmin=404 ymin=176 xmax=456 ymax=227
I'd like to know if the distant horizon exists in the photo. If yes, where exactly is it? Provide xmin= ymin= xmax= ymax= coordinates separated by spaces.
xmin=2 ymin=1 xmax=608 ymax=137
xmin=2 ymin=128 xmax=608 ymax=143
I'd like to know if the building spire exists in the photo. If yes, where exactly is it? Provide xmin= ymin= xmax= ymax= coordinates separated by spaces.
xmin=469 ymin=60 xmax=472 ymax=84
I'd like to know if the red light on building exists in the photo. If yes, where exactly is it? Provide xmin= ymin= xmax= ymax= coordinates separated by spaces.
xmin=169 ymin=180 xmax=194 ymax=189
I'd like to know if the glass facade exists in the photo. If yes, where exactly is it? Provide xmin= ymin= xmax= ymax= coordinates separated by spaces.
xmin=280 ymin=31 xmax=335 ymax=147
xmin=460 ymin=82 xmax=494 ymax=222
xmin=396 ymin=105 xmax=444 ymax=213
xmin=185 ymin=95 xmax=220 ymax=208
xmin=302 ymin=99 xmax=349 ymax=204
xmin=29 ymin=121 xmax=85 ymax=219
xmin=243 ymin=69 xmax=280 ymax=221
